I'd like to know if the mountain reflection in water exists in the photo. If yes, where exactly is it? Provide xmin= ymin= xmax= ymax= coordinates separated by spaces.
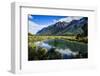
xmin=34 ymin=40 xmax=81 ymax=59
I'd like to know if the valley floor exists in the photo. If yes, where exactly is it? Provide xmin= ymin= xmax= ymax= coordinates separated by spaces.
xmin=28 ymin=35 xmax=88 ymax=43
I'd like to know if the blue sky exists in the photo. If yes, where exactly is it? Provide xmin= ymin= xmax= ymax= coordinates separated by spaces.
xmin=28 ymin=15 xmax=83 ymax=34
xmin=28 ymin=15 xmax=66 ymax=25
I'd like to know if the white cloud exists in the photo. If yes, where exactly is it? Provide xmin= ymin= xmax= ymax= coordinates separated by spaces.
xmin=28 ymin=15 xmax=33 ymax=20
xmin=29 ymin=20 xmax=48 ymax=34
xmin=58 ymin=16 xmax=83 ymax=23
xmin=53 ymin=19 xmax=58 ymax=23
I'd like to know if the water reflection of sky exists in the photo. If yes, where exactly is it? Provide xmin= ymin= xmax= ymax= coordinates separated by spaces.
xmin=34 ymin=41 xmax=79 ymax=57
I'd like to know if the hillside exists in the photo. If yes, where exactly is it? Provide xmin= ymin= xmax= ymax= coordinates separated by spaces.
xmin=36 ymin=17 xmax=88 ymax=36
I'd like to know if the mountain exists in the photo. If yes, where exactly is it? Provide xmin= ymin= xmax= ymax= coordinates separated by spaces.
xmin=36 ymin=17 xmax=88 ymax=36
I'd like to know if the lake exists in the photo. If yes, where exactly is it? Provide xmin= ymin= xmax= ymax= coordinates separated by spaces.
xmin=34 ymin=39 xmax=88 ymax=59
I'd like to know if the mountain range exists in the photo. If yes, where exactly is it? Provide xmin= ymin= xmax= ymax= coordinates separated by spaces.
xmin=36 ymin=17 xmax=88 ymax=36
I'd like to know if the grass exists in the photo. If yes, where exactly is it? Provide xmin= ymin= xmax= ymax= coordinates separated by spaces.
xmin=28 ymin=35 xmax=88 ymax=43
